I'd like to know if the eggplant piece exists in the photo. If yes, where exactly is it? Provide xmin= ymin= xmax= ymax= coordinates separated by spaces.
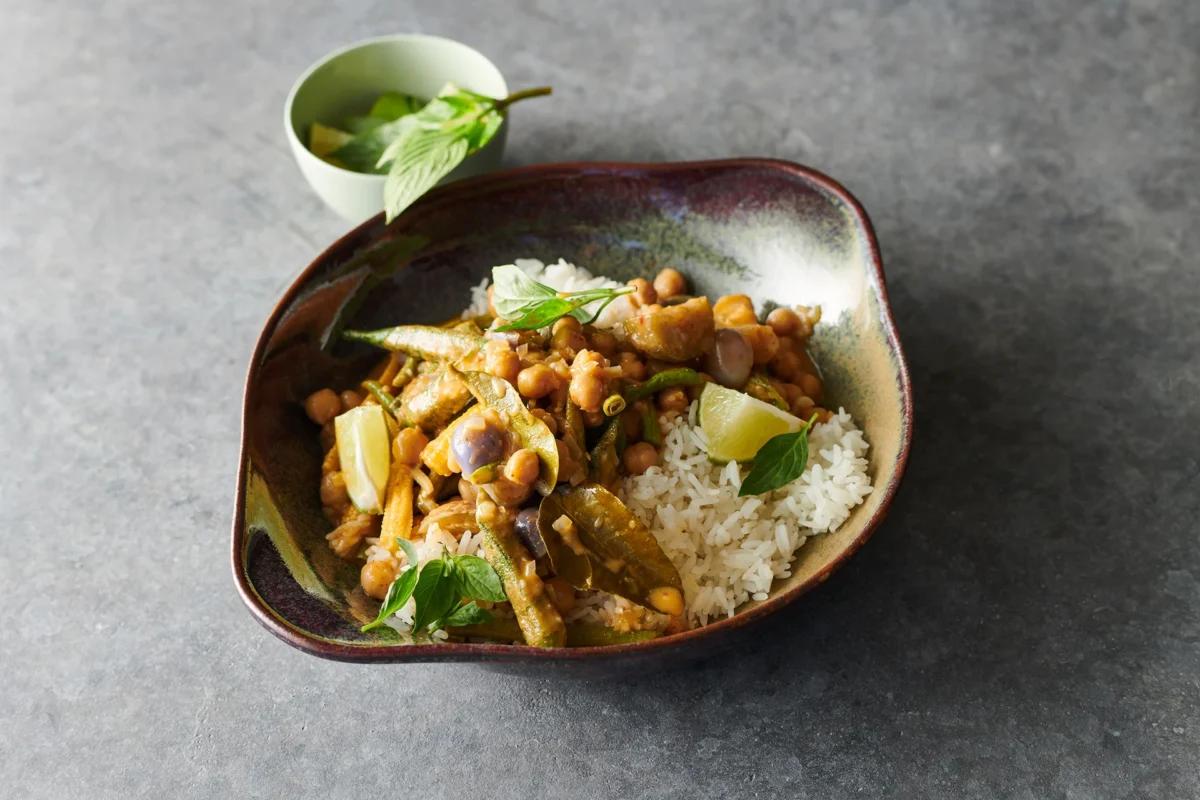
xmin=619 ymin=296 xmax=714 ymax=362
xmin=453 ymin=368 xmax=559 ymax=494
xmin=537 ymin=483 xmax=683 ymax=616
xmin=398 ymin=368 xmax=472 ymax=433
xmin=514 ymin=507 xmax=548 ymax=559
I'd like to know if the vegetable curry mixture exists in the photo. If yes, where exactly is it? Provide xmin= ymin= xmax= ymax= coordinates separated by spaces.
xmin=302 ymin=266 xmax=830 ymax=647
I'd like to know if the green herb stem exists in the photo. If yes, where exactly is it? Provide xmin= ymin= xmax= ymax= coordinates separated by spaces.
xmin=494 ymin=86 xmax=553 ymax=110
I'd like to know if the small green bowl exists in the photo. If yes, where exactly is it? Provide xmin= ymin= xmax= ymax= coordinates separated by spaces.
xmin=284 ymin=34 xmax=509 ymax=223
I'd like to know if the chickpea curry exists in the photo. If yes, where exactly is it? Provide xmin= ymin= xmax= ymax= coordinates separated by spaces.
xmin=302 ymin=265 xmax=832 ymax=647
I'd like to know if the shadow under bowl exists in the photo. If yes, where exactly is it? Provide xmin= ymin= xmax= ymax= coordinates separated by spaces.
xmin=232 ymin=158 xmax=914 ymax=668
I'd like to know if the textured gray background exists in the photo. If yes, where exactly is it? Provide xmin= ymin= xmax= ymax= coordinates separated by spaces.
xmin=2 ymin=0 xmax=1197 ymax=797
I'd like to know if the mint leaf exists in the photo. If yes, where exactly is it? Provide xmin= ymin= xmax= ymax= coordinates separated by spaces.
xmin=360 ymin=563 xmax=419 ymax=632
xmin=453 ymin=555 xmax=507 ymax=602
xmin=737 ymin=417 xmax=817 ymax=497
xmin=441 ymin=601 xmax=492 ymax=628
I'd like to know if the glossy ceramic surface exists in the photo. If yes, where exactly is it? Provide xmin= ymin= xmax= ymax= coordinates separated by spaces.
xmin=232 ymin=159 xmax=913 ymax=664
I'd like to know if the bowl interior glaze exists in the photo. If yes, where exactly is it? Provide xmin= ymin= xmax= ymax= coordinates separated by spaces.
xmin=233 ymin=159 xmax=913 ymax=664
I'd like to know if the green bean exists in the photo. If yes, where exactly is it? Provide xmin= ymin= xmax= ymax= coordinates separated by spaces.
xmin=640 ymin=403 xmax=662 ymax=446
xmin=622 ymin=368 xmax=702 ymax=403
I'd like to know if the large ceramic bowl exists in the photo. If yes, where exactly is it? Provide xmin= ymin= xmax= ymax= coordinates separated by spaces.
xmin=232 ymin=159 xmax=913 ymax=665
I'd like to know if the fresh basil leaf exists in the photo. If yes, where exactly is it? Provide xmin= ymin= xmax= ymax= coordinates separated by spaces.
xmin=737 ymin=418 xmax=816 ymax=497
xmin=494 ymin=297 xmax=578 ymax=331
xmin=410 ymin=558 xmax=459 ymax=632
xmin=441 ymin=601 xmax=493 ymax=628
xmin=382 ymin=128 xmax=472 ymax=223
xmin=360 ymin=563 xmax=420 ymax=632
xmin=453 ymin=554 xmax=507 ymax=602
xmin=491 ymin=265 xmax=558 ymax=320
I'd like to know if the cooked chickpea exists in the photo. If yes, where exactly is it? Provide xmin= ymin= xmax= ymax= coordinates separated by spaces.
xmin=799 ymin=372 xmax=823 ymax=401
xmin=318 ymin=423 xmax=336 ymax=452
xmin=517 ymin=363 xmax=558 ymax=399
xmin=770 ymin=350 xmax=803 ymax=382
xmin=622 ymin=404 xmax=645 ymax=441
xmin=550 ymin=316 xmax=586 ymax=357
xmin=553 ymin=316 xmax=581 ymax=334
xmin=737 ymin=324 xmax=780 ymax=365
xmin=304 ymin=388 xmax=342 ymax=426
xmin=713 ymin=294 xmax=757 ymax=327
xmin=792 ymin=395 xmax=816 ymax=419
xmin=779 ymin=382 xmax=803 ymax=405
xmin=484 ymin=340 xmax=521 ymax=385
xmin=622 ymin=442 xmax=659 ymax=475
xmin=394 ymin=426 xmax=429 ymax=466
xmin=652 ymin=267 xmax=687 ymax=300
xmin=361 ymin=559 xmax=397 ymax=601
xmin=339 ymin=390 xmax=363 ymax=411
xmin=320 ymin=471 xmax=350 ymax=510
xmin=545 ymin=576 xmax=577 ymax=614
xmin=568 ymin=350 xmax=607 ymax=413
xmin=766 ymin=307 xmax=802 ymax=337
xmin=617 ymin=351 xmax=646 ymax=381
xmin=483 ymin=477 xmax=533 ymax=507
xmin=657 ymin=387 xmax=690 ymax=413
xmin=627 ymin=277 xmax=658 ymax=307
xmin=586 ymin=327 xmax=618 ymax=357
xmin=503 ymin=448 xmax=541 ymax=486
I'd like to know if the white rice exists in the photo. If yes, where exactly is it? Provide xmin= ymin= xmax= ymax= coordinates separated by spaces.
xmin=390 ymin=257 xmax=873 ymax=635
xmin=619 ymin=403 xmax=872 ymax=626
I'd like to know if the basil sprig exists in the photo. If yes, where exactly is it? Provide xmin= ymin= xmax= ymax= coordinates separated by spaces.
xmin=737 ymin=416 xmax=819 ymax=497
xmin=360 ymin=540 xmax=508 ymax=635
xmin=333 ymin=84 xmax=552 ymax=223
xmin=490 ymin=265 xmax=634 ymax=331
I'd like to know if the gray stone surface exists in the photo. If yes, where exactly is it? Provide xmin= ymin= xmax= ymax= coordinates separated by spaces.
xmin=2 ymin=0 xmax=1197 ymax=796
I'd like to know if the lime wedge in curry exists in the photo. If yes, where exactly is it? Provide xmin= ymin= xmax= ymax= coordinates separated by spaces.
xmin=698 ymin=382 xmax=802 ymax=463
xmin=334 ymin=404 xmax=391 ymax=514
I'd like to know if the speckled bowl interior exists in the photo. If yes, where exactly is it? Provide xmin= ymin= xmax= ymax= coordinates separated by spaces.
xmin=232 ymin=159 xmax=913 ymax=664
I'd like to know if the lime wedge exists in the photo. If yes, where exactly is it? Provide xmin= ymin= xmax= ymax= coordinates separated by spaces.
xmin=334 ymin=405 xmax=391 ymax=514
xmin=698 ymin=383 xmax=802 ymax=463
xmin=308 ymin=123 xmax=354 ymax=158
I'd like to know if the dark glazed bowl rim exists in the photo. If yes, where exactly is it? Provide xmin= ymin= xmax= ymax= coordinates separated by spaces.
xmin=231 ymin=158 xmax=914 ymax=663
